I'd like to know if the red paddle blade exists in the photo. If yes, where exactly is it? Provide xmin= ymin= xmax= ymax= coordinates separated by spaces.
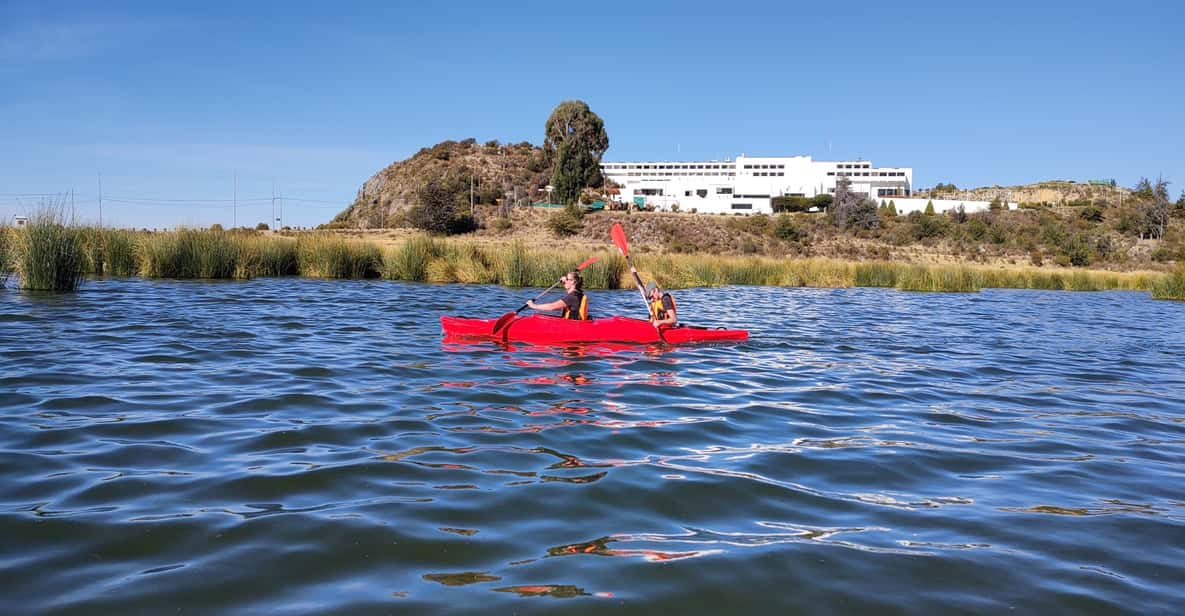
xmin=576 ymin=256 xmax=599 ymax=271
xmin=610 ymin=223 xmax=629 ymax=257
xmin=490 ymin=312 xmax=517 ymax=336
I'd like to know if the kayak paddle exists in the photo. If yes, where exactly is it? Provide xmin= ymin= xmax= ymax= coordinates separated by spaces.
xmin=491 ymin=255 xmax=599 ymax=336
xmin=611 ymin=222 xmax=665 ymax=342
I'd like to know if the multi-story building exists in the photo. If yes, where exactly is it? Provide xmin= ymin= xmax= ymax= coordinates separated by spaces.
xmin=601 ymin=155 xmax=913 ymax=214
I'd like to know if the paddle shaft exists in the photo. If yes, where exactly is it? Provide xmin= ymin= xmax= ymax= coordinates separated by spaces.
xmin=611 ymin=223 xmax=661 ymax=335
xmin=514 ymin=278 xmax=565 ymax=314
xmin=492 ymin=255 xmax=599 ymax=336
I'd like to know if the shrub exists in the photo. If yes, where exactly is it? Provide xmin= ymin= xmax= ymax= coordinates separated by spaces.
xmin=909 ymin=211 xmax=947 ymax=240
xmin=408 ymin=180 xmax=461 ymax=234
xmin=773 ymin=215 xmax=804 ymax=242
xmin=546 ymin=205 xmax=585 ymax=237
xmin=771 ymin=195 xmax=811 ymax=213
xmin=1080 ymin=203 xmax=1105 ymax=222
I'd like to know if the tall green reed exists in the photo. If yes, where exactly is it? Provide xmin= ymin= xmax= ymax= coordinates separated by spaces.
xmin=0 ymin=225 xmax=11 ymax=287
xmin=1151 ymin=266 xmax=1185 ymax=301
xmin=381 ymin=235 xmax=442 ymax=282
xmin=14 ymin=208 xmax=86 ymax=291
xmin=297 ymin=233 xmax=380 ymax=278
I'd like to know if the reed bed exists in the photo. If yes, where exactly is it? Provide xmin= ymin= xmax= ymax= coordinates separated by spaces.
xmin=0 ymin=225 xmax=11 ymax=287
xmin=12 ymin=210 xmax=86 ymax=291
xmin=102 ymin=229 xmax=139 ymax=276
xmin=138 ymin=228 xmax=256 ymax=279
xmin=381 ymin=235 xmax=443 ymax=282
xmin=6 ymin=221 xmax=1173 ymax=298
xmin=1150 ymin=266 xmax=1185 ymax=301
xmin=296 ymin=233 xmax=381 ymax=279
xmin=250 ymin=236 xmax=299 ymax=277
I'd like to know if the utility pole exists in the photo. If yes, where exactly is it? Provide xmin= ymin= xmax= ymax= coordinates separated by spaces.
xmin=233 ymin=172 xmax=237 ymax=229
xmin=98 ymin=173 xmax=103 ymax=227
xmin=278 ymin=191 xmax=283 ymax=230
xmin=271 ymin=182 xmax=276 ymax=231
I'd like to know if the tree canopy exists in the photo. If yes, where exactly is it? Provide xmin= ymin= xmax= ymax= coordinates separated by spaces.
xmin=544 ymin=100 xmax=608 ymax=204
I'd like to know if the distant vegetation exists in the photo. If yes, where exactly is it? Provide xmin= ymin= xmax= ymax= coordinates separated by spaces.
xmin=1 ymin=221 xmax=1176 ymax=299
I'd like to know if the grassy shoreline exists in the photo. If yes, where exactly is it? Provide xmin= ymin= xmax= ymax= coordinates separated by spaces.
xmin=0 ymin=224 xmax=1180 ymax=299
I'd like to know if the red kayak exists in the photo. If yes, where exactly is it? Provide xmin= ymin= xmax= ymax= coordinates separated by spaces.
xmin=441 ymin=314 xmax=748 ymax=345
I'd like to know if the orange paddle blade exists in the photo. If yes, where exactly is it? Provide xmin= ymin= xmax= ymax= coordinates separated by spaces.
xmin=610 ymin=223 xmax=629 ymax=257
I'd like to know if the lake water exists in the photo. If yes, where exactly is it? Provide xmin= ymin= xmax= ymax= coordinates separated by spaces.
xmin=2 ymin=279 xmax=1184 ymax=614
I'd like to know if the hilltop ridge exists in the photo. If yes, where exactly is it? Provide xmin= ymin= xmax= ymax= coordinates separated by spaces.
xmin=329 ymin=139 xmax=548 ymax=229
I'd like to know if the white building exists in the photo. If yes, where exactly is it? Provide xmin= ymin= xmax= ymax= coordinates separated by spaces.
xmin=601 ymin=155 xmax=913 ymax=214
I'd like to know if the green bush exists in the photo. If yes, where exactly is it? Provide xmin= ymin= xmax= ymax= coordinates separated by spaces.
xmin=773 ymin=215 xmax=804 ymax=242
xmin=772 ymin=195 xmax=811 ymax=213
xmin=546 ymin=205 xmax=585 ymax=237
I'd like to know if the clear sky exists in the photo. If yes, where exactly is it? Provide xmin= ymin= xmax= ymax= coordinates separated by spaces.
xmin=2 ymin=0 xmax=1182 ymax=228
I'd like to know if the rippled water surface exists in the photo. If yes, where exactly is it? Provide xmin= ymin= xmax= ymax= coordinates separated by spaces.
xmin=3 ymin=279 xmax=1185 ymax=614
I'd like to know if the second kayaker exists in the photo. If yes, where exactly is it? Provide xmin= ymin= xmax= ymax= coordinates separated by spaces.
xmin=527 ymin=271 xmax=589 ymax=320
xmin=647 ymin=283 xmax=677 ymax=330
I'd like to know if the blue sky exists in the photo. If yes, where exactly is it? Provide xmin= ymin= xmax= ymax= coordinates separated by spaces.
xmin=2 ymin=0 xmax=1182 ymax=228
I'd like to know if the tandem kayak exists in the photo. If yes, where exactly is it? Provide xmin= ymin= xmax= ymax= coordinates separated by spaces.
xmin=440 ymin=314 xmax=748 ymax=345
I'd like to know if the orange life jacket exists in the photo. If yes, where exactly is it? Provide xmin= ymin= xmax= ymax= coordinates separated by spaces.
xmin=649 ymin=293 xmax=676 ymax=321
xmin=562 ymin=291 xmax=589 ymax=320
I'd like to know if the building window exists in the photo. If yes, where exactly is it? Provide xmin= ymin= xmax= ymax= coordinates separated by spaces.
xmin=697 ymin=189 xmax=708 ymax=198
xmin=717 ymin=187 xmax=733 ymax=194
xmin=731 ymin=203 xmax=753 ymax=210
xmin=827 ymin=172 xmax=835 ymax=176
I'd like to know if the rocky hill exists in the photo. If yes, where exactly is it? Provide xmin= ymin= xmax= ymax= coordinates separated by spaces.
xmin=920 ymin=180 xmax=1131 ymax=206
xmin=330 ymin=139 xmax=551 ymax=228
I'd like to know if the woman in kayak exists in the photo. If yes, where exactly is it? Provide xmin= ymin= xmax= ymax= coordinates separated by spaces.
xmin=527 ymin=271 xmax=589 ymax=320
xmin=647 ymin=283 xmax=677 ymax=329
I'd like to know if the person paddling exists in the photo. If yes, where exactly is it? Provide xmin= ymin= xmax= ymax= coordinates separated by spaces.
xmin=527 ymin=271 xmax=589 ymax=320
xmin=647 ymin=282 xmax=677 ymax=330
